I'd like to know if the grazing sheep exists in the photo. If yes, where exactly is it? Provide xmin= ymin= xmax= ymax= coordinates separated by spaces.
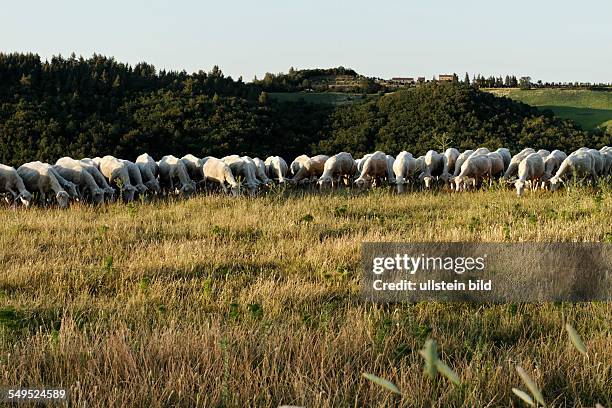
xmin=120 ymin=160 xmax=148 ymax=195
xmin=452 ymin=154 xmax=491 ymax=191
xmin=44 ymin=164 xmax=80 ymax=200
xmin=252 ymin=157 xmax=272 ymax=185
xmin=203 ymin=157 xmax=239 ymax=196
xmin=222 ymin=155 xmax=260 ymax=194
xmin=354 ymin=151 xmax=388 ymax=188
xmin=453 ymin=150 xmax=474 ymax=176
xmin=97 ymin=156 xmax=138 ymax=202
xmin=393 ymin=151 xmax=417 ymax=193
xmin=55 ymin=157 xmax=105 ymax=204
xmin=495 ymin=148 xmax=511 ymax=170
xmin=542 ymin=150 xmax=567 ymax=181
xmin=486 ymin=152 xmax=505 ymax=178
xmin=357 ymin=154 xmax=373 ymax=174
xmin=135 ymin=153 xmax=161 ymax=193
xmin=290 ymin=155 xmax=328 ymax=185
xmin=264 ymin=156 xmax=289 ymax=184
xmin=79 ymin=158 xmax=116 ymax=201
xmin=419 ymin=150 xmax=444 ymax=188
xmin=0 ymin=164 xmax=32 ymax=207
xmin=317 ymin=152 xmax=357 ymax=189
xmin=385 ymin=155 xmax=396 ymax=185
xmin=159 ymin=155 xmax=196 ymax=196
xmin=17 ymin=161 xmax=69 ymax=208
xmin=440 ymin=148 xmax=460 ymax=184
xmin=549 ymin=151 xmax=597 ymax=191
xmin=514 ymin=153 xmax=545 ymax=196
xmin=181 ymin=154 xmax=206 ymax=184
xmin=502 ymin=148 xmax=536 ymax=180
xmin=290 ymin=155 xmax=309 ymax=177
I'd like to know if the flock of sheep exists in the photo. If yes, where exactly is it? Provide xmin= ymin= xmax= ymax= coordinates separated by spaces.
xmin=0 ymin=146 xmax=610 ymax=208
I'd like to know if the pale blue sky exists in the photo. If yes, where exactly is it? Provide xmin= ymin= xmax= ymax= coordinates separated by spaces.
xmin=2 ymin=0 xmax=611 ymax=83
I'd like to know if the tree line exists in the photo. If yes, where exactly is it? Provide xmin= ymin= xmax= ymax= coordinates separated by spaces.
xmin=0 ymin=53 xmax=608 ymax=167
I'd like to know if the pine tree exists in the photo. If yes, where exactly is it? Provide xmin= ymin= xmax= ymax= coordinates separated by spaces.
xmin=464 ymin=72 xmax=470 ymax=85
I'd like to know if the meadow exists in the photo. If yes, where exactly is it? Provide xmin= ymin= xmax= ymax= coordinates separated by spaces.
xmin=488 ymin=88 xmax=612 ymax=131
xmin=0 ymin=186 xmax=611 ymax=407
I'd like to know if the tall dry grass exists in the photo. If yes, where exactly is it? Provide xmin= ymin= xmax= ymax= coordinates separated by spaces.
xmin=0 ymin=187 xmax=610 ymax=407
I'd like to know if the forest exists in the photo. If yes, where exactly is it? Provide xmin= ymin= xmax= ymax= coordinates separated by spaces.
xmin=0 ymin=52 xmax=608 ymax=167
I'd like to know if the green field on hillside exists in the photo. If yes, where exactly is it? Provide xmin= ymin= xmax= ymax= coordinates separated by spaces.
xmin=269 ymin=92 xmax=368 ymax=105
xmin=489 ymin=88 xmax=612 ymax=131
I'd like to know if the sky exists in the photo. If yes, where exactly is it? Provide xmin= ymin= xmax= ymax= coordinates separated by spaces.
xmin=2 ymin=0 xmax=611 ymax=83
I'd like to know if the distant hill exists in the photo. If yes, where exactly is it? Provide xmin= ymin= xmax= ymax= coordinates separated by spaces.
xmin=317 ymin=83 xmax=599 ymax=157
xmin=487 ymin=88 xmax=612 ymax=131
xmin=268 ymin=92 xmax=368 ymax=105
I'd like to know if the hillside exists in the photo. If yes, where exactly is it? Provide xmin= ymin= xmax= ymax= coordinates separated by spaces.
xmin=488 ymin=88 xmax=612 ymax=131
xmin=0 ymin=53 xmax=607 ymax=168
xmin=318 ymin=83 xmax=595 ymax=157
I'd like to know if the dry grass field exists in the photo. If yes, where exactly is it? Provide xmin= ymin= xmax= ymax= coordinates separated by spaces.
xmin=0 ymin=186 xmax=611 ymax=407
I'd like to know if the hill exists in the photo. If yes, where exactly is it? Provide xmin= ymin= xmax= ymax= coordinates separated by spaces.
xmin=0 ymin=53 xmax=607 ymax=168
xmin=488 ymin=88 xmax=612 ymax=131
xmin=319 ymin=83 xmax=596 ymax=157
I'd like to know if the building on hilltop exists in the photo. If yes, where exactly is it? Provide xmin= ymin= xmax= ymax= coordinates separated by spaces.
xmin=438 ymin=74 xmax=455 ymax=82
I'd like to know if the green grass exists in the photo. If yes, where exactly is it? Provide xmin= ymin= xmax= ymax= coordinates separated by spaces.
xmin=268 ymin=91 xmax=368 ymax=105
xmin=488 ymin=88 xmax=612 ymax=130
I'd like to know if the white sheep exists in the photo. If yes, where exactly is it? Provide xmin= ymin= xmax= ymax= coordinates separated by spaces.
xmin=486 ymin=152 xmax=505 ymax=178
xmin=55 ymin=157 xmax=105 ymax=204
xmin=317 ymin=152 xmax=356 ymax=189
xmin=393 ymin=151 xmax=417 ymax=193
xmin=264 ymin=156 xmax=289 ymax=184
xmin=135 ymin=153 xmax=161 ymax=193
xmin=120 ymin=159 xmax=148 ymax=195
xmin=79 ymin=158 xmax=117 ymax=201
xmin=495 ymin=148 xmax=511 ymax=170
xmin=542 ymin=150 xmax=567 ymax=181
xmin=158 ymin=155 xmax=196 ymax=196
xmin=354 ymin=151 xmax=388 ymax=188
xmin=17 ymin=161 xmax=69 ymax=208
xmin=385 ymin=155 xmax=396 ymax=185
xmin=290 ymin=155 xmax=328 ymax=185
xmin=452 ymin=154 xmax=491 ymax=191
xmin=515 ymin=153 xmax=545 ymax=196
xmin=222 ymin=155 xmax=260 ymax=194
xmin=203 ymin=157 xmax=239 ymax=196
xmin=0 ymin=164 xmax=32 ymax=207
xmin=252 ymin=157 xmax=272 ymax=185
xmin=181 ymin=154 xmax=206 ymax=185
xmin=419 ymin=150 xmax=444 ymax=188
xmin=290 ymin=155 xmax=309 ymax=176
xmin=97 ymin=155 xmax=138 ymax=202
xmin=502 ymin=148 xmax=535 ymax=180
xmin=439 ymin=148 xmax=460 ymax=184
xmin=453 ymin=150 xmax=474 ymax=176
xmin=549 ymin=151 xmax=596 ymax=192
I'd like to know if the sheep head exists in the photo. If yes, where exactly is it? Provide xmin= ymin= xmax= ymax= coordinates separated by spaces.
xmin=56 ymin=191 xmax=69 ymax=208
